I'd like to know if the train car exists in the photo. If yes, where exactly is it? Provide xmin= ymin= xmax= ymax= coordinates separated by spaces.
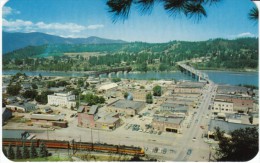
xmin=118 ymin=145 xmax=144 ymax=156
xmin=40 ymin=139 xmax=69 ymax=149
xmin=73 ymin=142 xmax=93 ymax=151
xmin=93 ymin=143 xmax=118 ymax=153
xmin=3 ymin=138 xmax=39 ymax=147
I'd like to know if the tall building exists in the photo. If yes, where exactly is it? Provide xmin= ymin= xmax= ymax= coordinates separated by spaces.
xmin=48 ymin=92 xmax=76 ymax=108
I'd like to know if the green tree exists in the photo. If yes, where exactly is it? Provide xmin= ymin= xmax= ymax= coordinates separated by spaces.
xmin=146 ymin=92 xmax=153 ymax=104
xmin=107 ymin=0 xmax=219 ymax=22
xmin=85 ymin=82 xmax=90 ymax=89
xmin=3 ymin=147 xmax=7 ymax=157
xmin=35 ymin=91 xmax=54 ymax=104
xmin=81 ymin=94 xmax=106 ymax=106
xmin=214 ymin=127 xmax=258 ymax=161
xmin=15 ymin=146 xmax=22 ymax=159
xmin=159 ymin=63 xmax=168 ymax=71
xmin=153 ymin=85 xmax=162 ymax=96
xmin=22 ymin=90 xmax=38 ymax=99
xmin=31 ymin=83 xmax=38 ymax=89
xmin=112 ymin=77 xmax=121 ymax=82
xmin=38 ymin=143 xmax=48 ymax=158
xmin=47 ymin=81 xmax=56 ymax=88
xmin=7 ymin=83 xmax=21 ymax=96
xmin=39 ymin=73 xmax=42 ymax=79
xmin=22 ymin=143 xmax=29 ymax=159
xmin=124 ymin=92 xmax=129 ymax=99
xmin=248 ymin=6 xmax=258 ymax=21
xmin=29 ymin=142 xmax=38 ymax=158
xmin=7 ymin=144 xmax=15 ymax=160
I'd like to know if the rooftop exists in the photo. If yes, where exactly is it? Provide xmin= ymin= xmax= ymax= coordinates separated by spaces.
xmin=153 ymin=116 xmax=184 ymax=124
xmin=89 ymin=105 xmax=99 ymax=115
xmin=98 ymin=83 xmax=118 ymax=91
xmin=96 ymin=116 xmax=119 ymax=124
xmin=108 ymin=99 xmax=145 ymax=110
xmin=176 ymin=81 xmax=205 ymax=88
xmin=208 ymin=119 xmax=257 ymax=135
xmin=217 ymin=85 xmax=248 ymax=94
xmin=31 ymin=114 xmax=64 ymax=121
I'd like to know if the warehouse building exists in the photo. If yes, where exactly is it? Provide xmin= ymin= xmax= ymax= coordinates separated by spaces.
xmin=107 ymin=99 xmax=145 ymax=117
xmin=152 ymin=116 xmax=184 ymax=133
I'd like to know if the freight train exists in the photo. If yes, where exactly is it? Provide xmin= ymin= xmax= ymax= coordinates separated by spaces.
xmin=2 ymin=138 xmax=144 ymax=156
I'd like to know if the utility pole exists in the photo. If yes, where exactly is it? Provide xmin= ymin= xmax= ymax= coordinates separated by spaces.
xmin=47 ymin=128 xmax=49 ymax=140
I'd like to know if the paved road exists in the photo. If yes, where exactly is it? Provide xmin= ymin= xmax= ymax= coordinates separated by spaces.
xmin=173 ymin=82 xmax=217 ymax=161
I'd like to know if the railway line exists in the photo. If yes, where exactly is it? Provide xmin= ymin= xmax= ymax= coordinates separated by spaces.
xmin=3 ymin=138 xmax=145 ymax=156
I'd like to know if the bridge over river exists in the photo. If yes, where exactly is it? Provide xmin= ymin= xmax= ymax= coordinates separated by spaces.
xmin=88 ymin=66 xmax=132 ymax=77
xmin=177 ymin=62 xmax=211 ymax=83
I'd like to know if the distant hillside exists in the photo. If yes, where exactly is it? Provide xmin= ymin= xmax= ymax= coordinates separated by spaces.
xmin=2 ymin=32 xmax=127 ymax=54
xmin=3 ymin=37 xmax=258 ymax=72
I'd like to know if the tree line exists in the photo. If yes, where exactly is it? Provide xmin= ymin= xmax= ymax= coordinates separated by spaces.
xmin=3 ymin=38 xmax=258 ymax=72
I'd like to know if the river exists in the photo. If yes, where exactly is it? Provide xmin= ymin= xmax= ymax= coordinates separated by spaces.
xmin=2 ymin=70 xmax=258 ymax=87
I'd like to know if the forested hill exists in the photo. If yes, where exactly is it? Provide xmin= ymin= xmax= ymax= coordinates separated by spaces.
xmin=3 ymin=37 xmax=258 ymax=71
xmin=3 ymin=32 xmax=127 ymax=53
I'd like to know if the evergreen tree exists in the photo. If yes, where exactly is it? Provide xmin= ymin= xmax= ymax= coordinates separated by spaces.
xmin=214 ymin=127 xmax=258 ymax=161
xmin=22 ymin=143 xmax=29 ymax=159
xmin=30 ymin=142 xmax=38 ymax=158
xmin=153 ymin=85 xmax=162 ymax=96
xmin=3 ymin=147 xmax=7 ymax=157
xmin=146 ymin=92 xmax=153 ymax=104
xmin=39 ymin=142 xmax=48 ymax=158
xmin=15 ymin=146 xmax=22 ymax=159
xmin=7 ymin=144 xmax=15 ymax=160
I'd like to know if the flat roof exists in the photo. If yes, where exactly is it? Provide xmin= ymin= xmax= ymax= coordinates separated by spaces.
xmin=31 ymin=114 xmax=64 ymax=121
xmin=208 ymin=119 xmax=257 ymax=134
xmin=109 ymin=99 xmax=145 ymax=110
xmin=96 ymin=116 xmax=119 ymax=124
xmin=176 ymin=81 xmax=205 ymax=88
xmin=153 ymin=116 xmax=184 ymax=124
xmin=217 ymin=85 xmax=248 ymax=94
xmin=89 ymin=105 xmax=99 ymax=115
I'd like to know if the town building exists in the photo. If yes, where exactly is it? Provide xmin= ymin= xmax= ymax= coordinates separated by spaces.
xmin=152 ymin=116 xmax=184 ymax=133
xmin=207 ymin=119 xmax=257 ymax=138
xmin=217 ymin=85 xmax=248 ymax=95
xmin=214 ymin=95 xmax=253 ymax=113
xmin=78 ymin=105 xmax=99 ymax=128
xmin=173 ymin=81 xmax=205 ymax=94
xmin=30 ymin=114 xmax=66 ymax=127
xmin=95 ymin=113 xmax=121 ymax=131
xmin=78 ymin=105 xmax=121 ymax=131
xmin=6 ymin=103 xmax=37 ymax=112
xmin=128 ymin=89 xmax=152 ymax=101
xmin=48 ymin=92 xmax=76 ymax=108
xmin=212 ymin=100 xmax=234 ymax=113
xmin=107 ymin=99 xmax=145 ymax=117
xmin=97 ymin=83 xmax=118 ymax=92
xmin=160 ymin=103 xmax=189 ymax=116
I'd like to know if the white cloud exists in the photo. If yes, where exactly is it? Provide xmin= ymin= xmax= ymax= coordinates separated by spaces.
xmin=3 ymin=17 xmax=105 ymax=37
xmin=87 ymin=24 xmax=104 ymax=30
xmin=227 ymin=32 xmax=256 ymax=39
xmin=3 ymin=6 xmax=20 ymax=17
xmin=236 ymin=32 xmax=255 ymax=38
xmin=35 ymin=22 xmax=86 ymax=33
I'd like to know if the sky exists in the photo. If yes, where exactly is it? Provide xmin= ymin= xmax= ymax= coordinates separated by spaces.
xmin=1 ymin=0 xmax=259 ymax=43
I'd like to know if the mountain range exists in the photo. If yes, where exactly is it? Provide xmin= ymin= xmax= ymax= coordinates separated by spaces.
xmin=2 ymin=32 xmax=127 ymax=54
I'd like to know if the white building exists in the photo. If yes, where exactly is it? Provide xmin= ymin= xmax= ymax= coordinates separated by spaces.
xmin=212 ymin=100 xmax=234 ymax=113
xmin=48 ymin=92 xmax=76 ymax=108
xmin=97 ymin=83 xmax=118 ymax=92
